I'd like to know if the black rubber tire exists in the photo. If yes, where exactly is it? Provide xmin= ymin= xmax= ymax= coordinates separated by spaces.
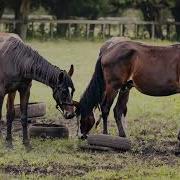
xmin=178 ymin=131 xmax=180 ymax=141
xmin=80 ymin=144 xmax=114 ymax=152
xmin=29 ymin=123 xmax=69 ymax=139
xmin=87 ymin=134 xmax=131 ymax=151
xmin=14 ymin=102 xmax=46 ymax=118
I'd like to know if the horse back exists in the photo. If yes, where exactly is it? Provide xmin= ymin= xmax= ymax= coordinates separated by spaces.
xmin=0 ymin=33 xmax=22 ymax=51
xmin=101 ymin=40 xmax=180 ymax=96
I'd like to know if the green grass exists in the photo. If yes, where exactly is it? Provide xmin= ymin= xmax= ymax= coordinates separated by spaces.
xmin=0 ymin=39 xmax=180 ymax=179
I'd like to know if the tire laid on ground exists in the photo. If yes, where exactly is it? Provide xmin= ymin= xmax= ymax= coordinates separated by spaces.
xmin=29 ymin=123 xmax=69 ymax=139
xmin=15 ymin=102 xmax=46 ymax=118
xmin=87 ymin=134 xmax=131 ymax=151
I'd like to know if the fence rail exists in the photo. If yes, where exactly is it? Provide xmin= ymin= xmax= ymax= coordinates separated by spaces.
xmin=0 ymin=19 xmax=179 ymax=40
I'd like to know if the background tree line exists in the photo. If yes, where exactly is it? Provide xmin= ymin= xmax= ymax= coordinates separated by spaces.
xmin=0 ymin=0 xmax=180 ymax=40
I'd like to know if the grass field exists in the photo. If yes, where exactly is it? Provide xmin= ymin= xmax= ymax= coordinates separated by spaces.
xmin=0 ymin=39 xmax=180 ymax=179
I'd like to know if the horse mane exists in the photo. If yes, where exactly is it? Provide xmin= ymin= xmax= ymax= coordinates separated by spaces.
xmin=77 ymin=55 xmax=105 ymax=118
xmin=1 ymin=37 xmax=64 ymax=87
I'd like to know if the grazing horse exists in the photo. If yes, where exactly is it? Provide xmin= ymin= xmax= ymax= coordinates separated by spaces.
xmin=0 ymin=33 xmax=75 ymax=149
xmin=76 ymin=40 xmax=180 ymax=145
xmin=75 ymin=37 xmax=131 ymax=138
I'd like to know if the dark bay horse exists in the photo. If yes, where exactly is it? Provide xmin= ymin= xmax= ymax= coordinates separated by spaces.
xmin=75 ymin=37 xmax=131 ymax=138
xmin=76 ymin=40 xmax=180 ymax=144
xmin=0 ymin=33 xmax=75 ymax=149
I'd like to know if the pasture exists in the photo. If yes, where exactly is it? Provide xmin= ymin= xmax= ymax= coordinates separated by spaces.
xmin=0 ymin=39 xmax=180 ymax=179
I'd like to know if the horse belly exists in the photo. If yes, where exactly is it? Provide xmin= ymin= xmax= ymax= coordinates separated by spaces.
xmin=132 ymin=72 xmax=179 ymax=96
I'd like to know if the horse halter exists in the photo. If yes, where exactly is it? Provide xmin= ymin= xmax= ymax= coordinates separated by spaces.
xmin=53 ymin=85 xmax=75 ymax=115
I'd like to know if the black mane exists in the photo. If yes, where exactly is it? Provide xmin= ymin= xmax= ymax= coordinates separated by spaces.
xmin=77 ymin=55 xmax=104 ymax=118
xmin=1 ymin=37 xmax=66 ymax=88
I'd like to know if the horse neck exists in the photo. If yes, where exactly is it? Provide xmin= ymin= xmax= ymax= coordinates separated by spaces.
xmin=14 ymin=42 xmax=61 ymax=88
xmin=26 ymin=59 xmax=61 ymax=88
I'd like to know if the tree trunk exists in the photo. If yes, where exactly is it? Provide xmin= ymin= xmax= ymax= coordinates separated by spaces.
xmin=14 ymin=0 xmax=30 ymax=40
xmin=154 ymin=13 xmax=163 ymax=39
xmin=172 ymin=4 xmax=180 ymax=41
xmin=0 ymin=0 xmax=5 ymax=18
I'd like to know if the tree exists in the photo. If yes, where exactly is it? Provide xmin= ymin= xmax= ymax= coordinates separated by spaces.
xmin=172 ymin=0 xmax=180 ymax=40
xmin=4 ymin=0 xmax=31 ymax=40
xmin=0 ymin=0 xmax=5 ymax=18
xmin=137 ymin=0 xmax=176 ymax=39
xmin=108 ymin=0 xmax=175 ymax=39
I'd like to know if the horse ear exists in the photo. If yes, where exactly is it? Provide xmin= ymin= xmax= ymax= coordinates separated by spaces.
xmin=68 ymin=64 xmax=74 ymax=77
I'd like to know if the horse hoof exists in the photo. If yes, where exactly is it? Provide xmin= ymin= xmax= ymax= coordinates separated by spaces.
xmin=79 ymin=135 xmax=87 ymax=140
xmin=119 ymin=132 xmax=126 ymax=138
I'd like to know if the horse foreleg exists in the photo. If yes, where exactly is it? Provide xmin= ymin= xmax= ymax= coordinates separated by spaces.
xmin=0 ymin=94 xmax=4 ymax=137
xmin=19 ymin=84 xmax=31 ymax=150
xmin=0 ymin=95 xmax=4 ymax=121
xmin=6 ymin=92 xmax=16 ymax=148
xmin=113 ymin=91 xmax=129 ymax=137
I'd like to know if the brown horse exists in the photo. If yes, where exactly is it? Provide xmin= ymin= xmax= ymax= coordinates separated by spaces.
xmin=76 ymin=39 xmax=180 ymax=145
xmin=95 ymin=37 xmax=132 ymax=137
xmin=75 ymin=37 xmax=131 ymax=138
xmin=0 ymin=33 xmax=75 ymax=149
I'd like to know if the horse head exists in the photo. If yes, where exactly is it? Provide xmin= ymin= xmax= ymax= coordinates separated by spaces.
xmin=53 ymin=65 xmax=75 ymax=119
xmin=73 ymin=100 xmax=95 ymax=139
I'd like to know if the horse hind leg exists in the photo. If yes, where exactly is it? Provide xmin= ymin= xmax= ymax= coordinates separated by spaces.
xmin=100 ymin=90 xmax=118 ymax=134
xmin=6 ymin=92 xmax=16 ymax=148
xmin=113 ymin=90 xmax=130 ymax=137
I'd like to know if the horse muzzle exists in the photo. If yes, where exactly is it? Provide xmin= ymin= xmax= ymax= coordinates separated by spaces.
xmin=77 ymin=132 xmax=88 ymax=140
xmin=64 ymin=111 xmax=76 ymax=119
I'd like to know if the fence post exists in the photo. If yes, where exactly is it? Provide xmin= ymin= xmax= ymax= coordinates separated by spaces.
xmin=151 ymin=23 xmax=155 ymax=40
xmin=118 ymin=24 xmax=122 ymax=36
xmin=135 ymin=24 xmax=139 ymax=39
xmin=122 ymin=24 xmax=125 ymax=36
xmin=68 ymin=23 xmax=71 ymax=39
xmin=31 ymin=21 xmax=34 ymax=38
xmin=166 ymin=23 xmax=170 ymax=40
xmin=108 ymin=24 xmax=111 ymax=37
xmin=50 ymin=22 xmax=53 ymax=39
xmin=86 ymin=24 xmax=89 ymax=39
xmin=102 ymin=24 xmax=105 ymax=39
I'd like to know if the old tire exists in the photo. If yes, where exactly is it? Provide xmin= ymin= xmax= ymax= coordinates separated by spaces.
xmin=29 ymin=123 xmax=69 ymax=139
xmin=178 ymin=131 xmax=180 ymax=141
xmin=15 ymin=102 xmax=46 ymax=118
xmin=87 ymin=134 xmax=131 ymax=151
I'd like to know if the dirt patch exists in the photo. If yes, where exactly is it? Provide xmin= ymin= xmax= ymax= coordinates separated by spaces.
xmin=0 ymin=162 xmax=124 ymax=177
xmin=0 ymin=164 xmax=89 ymax=177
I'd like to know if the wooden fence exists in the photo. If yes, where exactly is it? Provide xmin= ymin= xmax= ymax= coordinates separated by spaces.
xmin=0 ymin=19 xmax=179 ymax=40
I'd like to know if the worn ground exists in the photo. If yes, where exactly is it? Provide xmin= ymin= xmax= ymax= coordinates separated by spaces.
xmin=0 ymin=39 xmax=180 ymax=179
